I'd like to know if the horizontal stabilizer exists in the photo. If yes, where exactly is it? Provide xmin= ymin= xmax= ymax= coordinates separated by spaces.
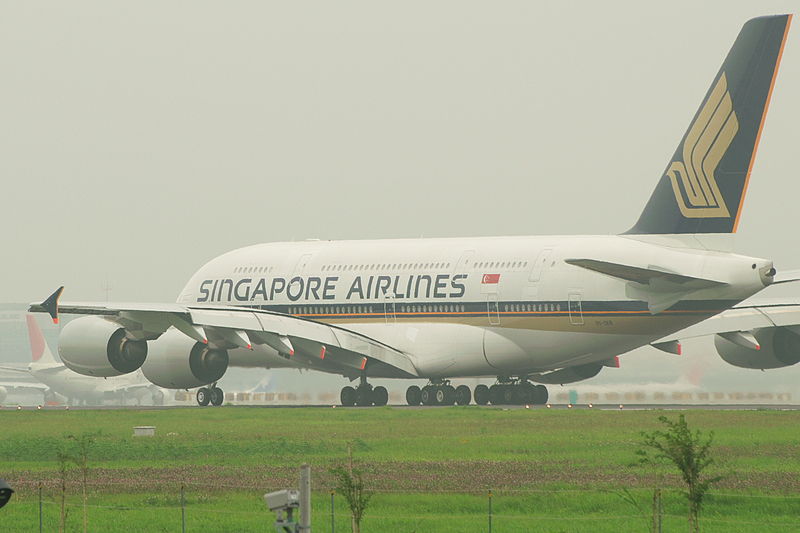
xmin=565 ymin=258 xmax=726 ymax=287
xmin=772 ymin=269 xmax=800 ymax=285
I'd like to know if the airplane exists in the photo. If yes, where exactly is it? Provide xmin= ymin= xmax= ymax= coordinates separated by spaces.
xmin=29 ymin=15 xmax=800 ymax=408
xmin=1 ymin=315 xmax=166 ymax=406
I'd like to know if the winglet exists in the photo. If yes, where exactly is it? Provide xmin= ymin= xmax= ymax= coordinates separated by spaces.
xmin=40 ymin=286 xmax=64 ymax=324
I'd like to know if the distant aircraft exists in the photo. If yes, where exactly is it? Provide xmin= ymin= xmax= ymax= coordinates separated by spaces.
xmin=30 ymin=15 xmax=800 ymax=407
xmin=1 ymin=316 xmax=165 ymax=406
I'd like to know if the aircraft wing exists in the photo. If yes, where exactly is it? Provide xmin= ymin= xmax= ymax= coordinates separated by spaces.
xmin=0 ymin=363 xmax=30 ymax=374
xmin=654 ymin=301 xmax=800 ymax=344
xmin=0 ymin=380 xmax=48 ymax=393
xmin=30 ymin=288 xmax=418 ymax=379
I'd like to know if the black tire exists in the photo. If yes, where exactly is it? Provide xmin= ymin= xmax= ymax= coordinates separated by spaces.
xmin=421 ymin=386 xmax=437 ymax=405
xmin=372 ymin=386 xmax=389 ymax=406
xmin=340 ymin=386 xmax=356 ymax=406
xmin=534 ymin=384 xmax=549 ymax=405
xmin=519 ymin=382 xmax=536 ymax=404
xmin=356 ymin=386 xmax=373 ymax=406
xmin=210 ymin=387 xmax=224 ymax=406
xmin=503 ymin=385 xmax=518 ymax=404
xmin=489 ymin=384 xmax=504 ymax=405
xmin=455 ymin=385 xmax=471 ymax=406
xmin=474 ymin=384 xmax=490 ymax=405
xmin=440 ymin=385 xmax=456 ymax=406
xmin=196 ymin=387 xmax=210 ymax=406
xmin=406 ymin=385 xmax=422 ymax=406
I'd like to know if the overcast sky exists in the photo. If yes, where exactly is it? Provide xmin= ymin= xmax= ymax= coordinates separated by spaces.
xmin=2 ymin=1 xmax=799 ymax=304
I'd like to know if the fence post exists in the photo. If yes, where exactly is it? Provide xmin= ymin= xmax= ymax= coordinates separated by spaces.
xmin=488 ymin=490 xmax=493 ymax=533
xmin=299 ymin=463 xmax=311 ymax=532
xmin=330 ymin=490 xmax=335 ymax=533
xmin=652 ymin=489 xmax=662 ymax=533
xmin=181 ymin=484 xmax=186 ymax=533
xmin=38 ymin=482 xmax=43 ymax=533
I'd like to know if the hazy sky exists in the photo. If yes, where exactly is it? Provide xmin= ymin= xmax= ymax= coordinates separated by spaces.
xmin=2 ymin=1 xmax=799 ymax=304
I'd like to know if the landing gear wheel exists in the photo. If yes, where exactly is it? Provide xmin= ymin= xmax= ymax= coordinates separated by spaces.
xmin=355 ymin=386 xmax=373 ymax=406
xmin=340 ymin=386 xmax=356 ymax=406
xmin=474 ymin=384 xmax=490 ymax=405
xmin=421 ymin=386 xmax=437 ymax=405
xmin=372 ymin=386 xmax=389 ymax=406
xmin=406 ymin=385 xmax=422 ymax=406
xmin=519 ymin=382 xmax=536 ymax=404
xmin=196 ymin=387 xmax=210 ymax=406
xmin=455 ymin=385 xmax=471 ymax=406
xmin=534 ymin=384 xmax=548 ymax=405
xmin=210 ymin=386 xmax=224 ymax=406
xmin=436 ymin=385 xmax=455 ymax=406
xmin=489 ymin=384 xmax=504 ymax=405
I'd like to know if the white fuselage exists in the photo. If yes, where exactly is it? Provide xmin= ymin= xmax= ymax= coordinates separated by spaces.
xmin=177 ymin=235 xmax=771 ymax=379
xmin=29 ymin=363 xmax=154 ymax=403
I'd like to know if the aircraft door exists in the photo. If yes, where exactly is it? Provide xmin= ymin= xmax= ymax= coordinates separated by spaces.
xmin=568 ymin=292 xmax=584 ymax=325
xmin=487 ymin=294 xmax=501 ymax=326
xmin=384 ymin=294 xmax=396 ymax=324
xmin=529 ymin=249 xmax=553 ymax=282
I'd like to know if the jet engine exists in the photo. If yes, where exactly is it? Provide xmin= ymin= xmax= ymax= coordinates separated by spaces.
xmin=141 ymin=328 xmax=229 ymax=389
xmin=714 ymin=327 xmax=800 ymax=370
xmin=59 ymin=316 xmax=148 ymax=377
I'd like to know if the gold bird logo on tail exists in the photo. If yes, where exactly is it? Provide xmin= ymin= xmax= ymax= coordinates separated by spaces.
xmin=667 ymin=73 xmax=739 ymax=218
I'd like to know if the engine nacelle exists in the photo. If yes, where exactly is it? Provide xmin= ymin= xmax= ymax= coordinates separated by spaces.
xmin=59 ymin=316 xmax=148 ymax=377
xmin=714 ymin=327 xmax=800 ymax=369
xmin=142 ymin=328 xmax=229 ymax=389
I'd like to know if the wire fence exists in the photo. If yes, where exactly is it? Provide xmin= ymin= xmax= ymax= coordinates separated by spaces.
xmin=5 ymin=479 xmax=800 ymax=533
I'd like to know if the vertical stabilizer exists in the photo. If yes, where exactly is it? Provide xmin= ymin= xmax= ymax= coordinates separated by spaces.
xmin=627 ymin=15 xmax=792 ymax=234
xmin=26 ymin=314 xmax=59 ymax=366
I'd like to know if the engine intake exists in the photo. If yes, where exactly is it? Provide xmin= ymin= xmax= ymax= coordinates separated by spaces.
xmin=142 ymin=328 xmax=229 ymax=389
xmin=59 ymin=316 xmax=148 ymax=377
xmin=714 ymin=327 xmax=800 ymax=369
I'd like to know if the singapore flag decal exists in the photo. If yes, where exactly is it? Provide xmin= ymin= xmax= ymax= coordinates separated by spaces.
xmin=481 ymin=273 xmax=501 ymax=284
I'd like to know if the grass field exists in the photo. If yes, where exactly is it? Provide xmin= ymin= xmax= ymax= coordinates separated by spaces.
xmin=1 ymin=406 xmax=799 ymax=531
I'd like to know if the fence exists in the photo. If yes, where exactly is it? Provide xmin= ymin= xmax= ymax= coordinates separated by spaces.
xmin=5 ymin=479 xmax=799 ymax=532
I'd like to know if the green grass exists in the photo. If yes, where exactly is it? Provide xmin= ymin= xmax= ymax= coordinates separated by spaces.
xmin=1 ymin=406 xmax=799 ymax=531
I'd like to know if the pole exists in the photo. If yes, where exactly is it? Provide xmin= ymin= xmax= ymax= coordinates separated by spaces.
xmin=38 ymin=482 xmax=43 ymax=533
xmin=488 ymin=491 xmax=493 ymax=533
xmin=330 ymin=490 xmax=335 ymax=533
xmin=300 ymin=464 xmax=311 ymax=532
xmin=180 ymin=484 xmax=186 ymax=533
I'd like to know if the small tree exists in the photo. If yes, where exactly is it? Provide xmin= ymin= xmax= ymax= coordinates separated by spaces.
xmin=637 ymin=414 xmax=721 ymax=532
xmin=67 ymin=432 xmax=97 ymax=533
xmin=330 ymin=445 xmax=372 ymax=533
xmin=56 ymin=448 xmax=71 ymax=533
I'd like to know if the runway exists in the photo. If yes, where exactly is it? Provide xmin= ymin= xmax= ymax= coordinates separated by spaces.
xmin=4 ymin=403 xmax=799 ymax=411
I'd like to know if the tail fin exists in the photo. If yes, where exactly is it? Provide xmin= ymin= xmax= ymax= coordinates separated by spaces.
xmin=627 ymin=15 xmax=792 ymax=235
xmin=26 ymin=314 xmax=59 ymax=366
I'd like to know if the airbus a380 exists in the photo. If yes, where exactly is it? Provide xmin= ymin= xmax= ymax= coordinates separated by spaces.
xmin=32 ymin=15 xmax=800 ymax=407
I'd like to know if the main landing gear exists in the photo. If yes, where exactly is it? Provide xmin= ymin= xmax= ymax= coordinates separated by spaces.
xmin=473 ymin=377 xmax=548 ymax=406
xmin=405 ymin=380 xmax=471 ymax=406
xmin=340 ymin=375 xmax=389 ymax=407
xmin=196 ymin=383 xmax=224 ymax=407
xmin=404 ymin=378 xmax=548 ymax=406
